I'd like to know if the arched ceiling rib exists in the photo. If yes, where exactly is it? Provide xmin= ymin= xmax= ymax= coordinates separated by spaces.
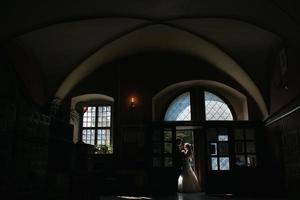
xmin=14 ymin=18 xmax=150 ymax=94
xmin=2 ymin=0 xmax=300 ymax=45
xmin=11 ymin=17 xmax=282 ymax=100
xmin=55 ymin=24 xmax=269 ymax=118
xmin=166 ymin=18 xmax=283 ymax=100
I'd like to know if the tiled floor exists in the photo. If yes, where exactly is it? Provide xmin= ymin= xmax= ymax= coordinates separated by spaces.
xmin=100 ymin=193 xmax=286 ymax=200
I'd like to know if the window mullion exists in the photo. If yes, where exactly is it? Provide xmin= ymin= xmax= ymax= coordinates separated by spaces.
xmin=80 ymin=107 xmax=84 ymax=143
xmin=199 ymin=88 xmax=206 ymax=121
xmin=95 ymin=106 xmax=99 ymax=146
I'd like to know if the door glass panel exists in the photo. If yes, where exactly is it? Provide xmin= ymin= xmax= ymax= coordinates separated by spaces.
xmin=153 ymin=143 xmax=161 ymax=154
xmin=209 ymin=143 xmax=217 ymax=155
xmin=235 ymin=142 xmax=244 ymax=153
xmin=153 ymin=157 xmax=162 ymax=167
xmin=153 ymin=130 xmax=161 ymax=141
xmin=218 ymin=128 xmax=228 ymax=135
xmin=211 ymin=157 xmax=218 ymax=170
xmin=164 ymin=143 xmax=172 ymax=154
xmin=164 ymin=129 xmax=172 ymax=141
xmin=164 ymin=157 xmax=173 ymax=167
xmin=218 ymin=135 xmax=228 ymax=141
xmin=218 ymin=143 xmax=229 ymax=155
xmin=246 ymin=142 xmax=256 ymax=153
xmin=219 ymin=157 xmax=230 ymax=170
xmin=207 ymin=128 xmax=217 ymax=141
xmin=245 ymin=129 xmax=255 ymax=140
xmin=176 ymin=130 xmax=194 ymax=144
xmin=234 ymin=129 xmax=244 ymax=140
xmin=235 ymin=155 xmax=246 ymax=167
xmin=247 ymin=155 xmax=257 ymax=167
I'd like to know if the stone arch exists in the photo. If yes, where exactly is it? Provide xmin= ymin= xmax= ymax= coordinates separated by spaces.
xmin=55 ymin=24 xmax=267 ymax=118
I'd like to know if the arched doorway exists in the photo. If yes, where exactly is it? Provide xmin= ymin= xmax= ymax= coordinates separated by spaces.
xmin=163 ymin=88 xmax=235 ymax=192
xmin=150 ymin=81 xmax=259 ymax=194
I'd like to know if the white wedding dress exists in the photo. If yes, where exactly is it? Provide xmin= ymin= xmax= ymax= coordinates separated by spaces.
xmin=178 ymin=156 xmax=201 ymax=193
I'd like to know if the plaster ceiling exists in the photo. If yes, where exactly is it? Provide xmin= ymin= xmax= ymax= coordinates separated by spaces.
xmin=54 ymin=24 xmax=269 ymax=118
xmin=3 ymin=0 xmax=300 ymax=113
xmin=9 ymin=17 xmax=282 ymax=96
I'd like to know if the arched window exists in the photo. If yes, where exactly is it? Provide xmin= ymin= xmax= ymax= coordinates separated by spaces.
xmin=164 ymin=92 xmax=191 ymax=121
xmin=205 ymin=91 xmax=233 ymax=121
xmin=82 ymin=105 xmax=112 ymax=147
xmin=70 ymin=94 xmax=114 ymax=154
xmin=163 ymin=90 xmax=234 ymax=122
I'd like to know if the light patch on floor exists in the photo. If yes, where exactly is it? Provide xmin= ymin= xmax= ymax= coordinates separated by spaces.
xmin=100 ymin=193 xmax=286 ymax=200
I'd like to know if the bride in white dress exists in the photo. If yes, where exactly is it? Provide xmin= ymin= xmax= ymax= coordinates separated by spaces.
xmin=178 ymin=143 xmax=201 ymax=193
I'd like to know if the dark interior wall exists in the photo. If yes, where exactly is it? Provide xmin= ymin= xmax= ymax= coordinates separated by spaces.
xmin=0 ymin=49 xmax=51 ymax=198
xmin=265 ymin=100 xmax=300 ymax=198
xmin=0 ymin=50 xmax=283 ymax=197
xmin=64 ymin=52 xmax=263 ymax=123
xmin=58 ymin=53 xmax=266 ymax=195
xmin=6 ymin=40 xmax=48 ymax=106
xmin=0 ymin=50 xmax=15 ymax=195
xmin=265 ymin=46 xmax=300 ymax=197
xmin=269 ymin=47 xmax=300 ymax=114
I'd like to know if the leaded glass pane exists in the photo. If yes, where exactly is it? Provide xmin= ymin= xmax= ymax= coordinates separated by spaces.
xmin=247 ymin=155 xmax=257 ymax=167
xmin=218 ymin=143 xmax=229 ymax=155
xmin=164 ymin=129 xmax=172 ymax=141
xmin=164 ymin=157 xmax=173 ymax=167
xmin=164 ymin=143 xmax=172 ymax=154
xmin=246 ymin=142 xmax=256 ymax=153
xmin=205 ymin=91 xmax=233 ymax=121
xmin=98 ymin=106 xmax=111 ymax=127
xmin=236 ymin=155 xmax=246 ymax=167
xmin=218 ymin=135 xmax=228 ymax=141
xmin=164 ymin=92 xmax=191 ymax=121
xmin=82 ymin=107 xmax=96 ymax=127
xmin=209 ymin=143 xmax=217 ymax=156
xmin=153 ymin=143 xmax=161 ymax=154
xmin=152 ymin=130 xmax=162 ymax=141
xmin=211 ymin=157 xmax=218 ymax=170
xmin=245 ymin=129 xmax=255 ymax=140
xmin=219 ymin=157 xmax=230 ymax=170
xmin=207 ymin=128 xmax=217 ymax=141
xmin=97 ymin=129 xmax=111 ymax=146
xmin=235 ymin=142 xmax=245 ymax=153
xmin=234 ymin=129 xmax=244 ymax=140
xmin=153 ymin=157 xmax=162 ymax=167
xmin=82 ymin=129 xmax=95 ymax=145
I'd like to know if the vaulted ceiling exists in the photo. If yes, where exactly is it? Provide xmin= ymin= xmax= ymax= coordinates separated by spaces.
xmin=2 ymin=0 xmax=300 ymax=114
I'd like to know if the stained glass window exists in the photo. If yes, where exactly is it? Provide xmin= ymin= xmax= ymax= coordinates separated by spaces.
xmin=164 ymin=92 xmax=191 ymax=121
xmin=205 ymin=91 xmax=233 ymax=121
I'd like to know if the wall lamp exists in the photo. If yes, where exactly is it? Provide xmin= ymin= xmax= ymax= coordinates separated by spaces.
xmin=130 ymin=96 xmax=136 ymax=110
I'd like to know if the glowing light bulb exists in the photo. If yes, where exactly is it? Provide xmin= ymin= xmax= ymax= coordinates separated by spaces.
xmin=131 ymin=97 xmax=135 ymax=103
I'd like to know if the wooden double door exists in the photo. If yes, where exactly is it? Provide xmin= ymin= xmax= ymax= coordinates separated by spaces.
xmin=150 ymin=121 xmax=261 ymax=194
xmin=150 ymin=123 xmax=205 ymax=193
